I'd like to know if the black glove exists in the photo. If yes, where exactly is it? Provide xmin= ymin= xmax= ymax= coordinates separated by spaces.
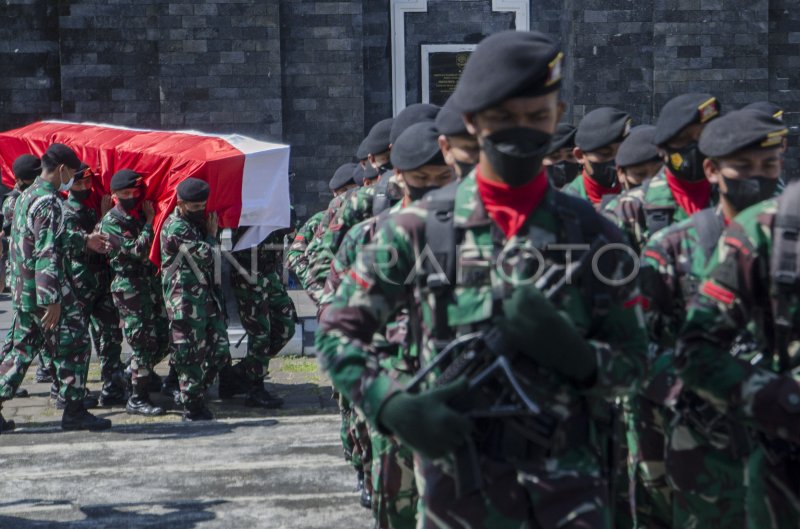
xmin=378 ymin=379 xmax=472 ymax=460
xmin=496 ymin=283 xmax=597 ymax=383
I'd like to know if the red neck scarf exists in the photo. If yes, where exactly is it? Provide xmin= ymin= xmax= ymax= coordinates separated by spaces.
xmin=582 ymin=169 xmax=620 ymax=206
xmin=476 ymin=167 xmax=549 ymax=238
xmin=666 ymin=168 xmax=711 ymax=216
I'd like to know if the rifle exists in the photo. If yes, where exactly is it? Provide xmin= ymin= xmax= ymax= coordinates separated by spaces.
xmin=405 ymin=240 xmax=600 ymax=498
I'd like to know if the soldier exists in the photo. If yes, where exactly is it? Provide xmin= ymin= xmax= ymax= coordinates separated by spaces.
xmin=319 ymin=121 xmax=455 ymax=528
xmin=613 ymin=125 xmax=664 ymax=193
xmin=542 ymin=123 xmax=580 ymax=189
xmin=222 ymin=223 xmax=297 ymax=408
xmin=434 ymin=98 xmax=480 ymax=181
xmin=62 ymin=164 xmax=126 ymax=407
xmin=608 ymin=93 xmax=721 ymax=252
xmin=317 ymin=31 xmax=647 ymax=527
xmin=677 ymin=114 xmax=798 ymax=529
xmin=99 ymin=169 xmax=169 ymax=417
xmin=285 ymin=168 xmax=357 ymax=287
xmin=161 ymin=178 xmax=230 ymax=421
xmin=0 ymin=143 xmax=111 ymax=432
xmin=564 ymin=107 xmax=632 ymax=208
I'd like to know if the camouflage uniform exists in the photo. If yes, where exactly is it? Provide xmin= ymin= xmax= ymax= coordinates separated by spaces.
xmin=302 ymin=190 xmax=353 ymax=304
xmin=285 ymin=210 xmax=325 ymax=288
xmin=63 ymin=195 xmax=124 ymax=384
xmin=322 ymin=204 xmax=419 ymax=529
xmin=317 ymin=175 xmax=648 ymax=528
xmin=99 ymin=205 xmax=169 ymax=389
xmin=640 ymin=207 xmax=748 ymax=528
xmin=230 ymin=226 xmax=297 ymax=380
xmin=160 ymin=210 xmax=230 ymax=404
xmin=678 ymin=197 xmax=800 ymax=529
xmin=0 ymin=180 xmax=91 ymax=402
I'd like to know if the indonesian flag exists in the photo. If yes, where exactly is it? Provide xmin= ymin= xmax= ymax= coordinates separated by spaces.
xmin=0 ymin=121 xmax=291 ymax=265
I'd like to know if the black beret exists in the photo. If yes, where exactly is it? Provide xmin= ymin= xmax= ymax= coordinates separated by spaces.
xmin=451 ymin=31 xmax=563 ymax=114
xmin=177 ymin=177 xmax=210 ymax=202
xmin=435 ymin=99 xmax=469 ymax=137
xmin=41 ymin=143 xmax=81 ymax=171
xmin=390 ymin=122 xmax=446 ymax=172
xmin=110 ymin=169 xmax=143 ymax=192
xmin=353 ymin=164 xmax=366 ymax=187
xmin=74 ymin=163 xmax=90 ymax=181
xmin=654 ymin=93 xmax=720 ymax=146
xmin=329 ymin=163 xmax=357 ymax=192
xmin=575 ymin=107 xmax=632 ymax=152
xmin=11 ymin=154 xmax=41 ymax=182
xmin=545 ymin=123 xmax=577 ymax=155
xmin=360 ymin=118 xmax=394 ymax=158
xmin=741 ymin=101 xmax=784 ymax=121
xmin=616 ymin=125 xmax=661 ymax=168
xmin=699 ymin=109 xmax=789 ymax=158
xmin=390 ymin=104 xmax=440 ymax=145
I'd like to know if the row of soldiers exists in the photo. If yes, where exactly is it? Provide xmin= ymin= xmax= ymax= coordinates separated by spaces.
xmin=0 ymin=145 xmax=297 ymax=430
xmin=286 ymin=30 xmax=800 ymax=529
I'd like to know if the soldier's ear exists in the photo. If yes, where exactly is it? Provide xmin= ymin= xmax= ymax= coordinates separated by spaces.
xmin=573 ymin=147 xmax=585 ymax=164
xmin=703 ymin=157 xmax=719 ymax=184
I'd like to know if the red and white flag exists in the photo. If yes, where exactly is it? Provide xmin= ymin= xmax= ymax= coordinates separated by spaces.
xmin=0 ymin=121 xmax=291 ymax=265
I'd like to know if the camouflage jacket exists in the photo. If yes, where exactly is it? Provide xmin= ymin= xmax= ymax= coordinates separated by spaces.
xmin=10 ymin=179 xmax=68 ymax=310
xmin=2 ymin=189 xmax=19 ymax=235
xmin=678 ymin=198 xmax=800 ymax=444
xmin=98 ymin=204 xmax=158 ymax=294
xmin=317 ymin=174 xmax=648 ymax=445
xmin=306 ymin=185 xmax=377 ymax=301
xmin=160 ymin=211 xmax=223 ymax=321
xmin=62 ymin=195 xmax=109 ymax=300
xmin=606 ymin=168 xmax=718 ymax=253
xmin=302 ymin=190 xmax=354 ymax=303
xmin=285 ymin=210 xmax=325 ymax=286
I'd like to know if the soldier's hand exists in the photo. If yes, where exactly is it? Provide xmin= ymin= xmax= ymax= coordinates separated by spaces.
xmin=142 ymin=201 xmax=156 ymax=224
xmin=87 ymin=232 xmax=111 ymax=254
xmin=42 ymin=303 xmax=62 ymax=331
xmin=207 ymin=212 xmax=219 ymax=237
xmin=100 ymin=195 xmax=114 ymax=216
xmin=378 ymin=380 xmax=472 ymax=460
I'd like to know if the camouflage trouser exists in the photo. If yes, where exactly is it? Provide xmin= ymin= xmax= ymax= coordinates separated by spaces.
xmin=414 ymin=450 xmax=610 ymax=529
xmin=338 ymin=393 xmax=357 ymax=463
xmin=351 ymin=406 xmax=373 ymax=496
xmin=370 ymin=430 xmax=418 ymax=529
xmin=664 ymin=416 xmax=748 ymax=529
xmin=112 ymin=281 xmax=170 ymax=388
xmin=232 ymin=271 xmax=297 ymax=380
xmin=169 ymin=305 xmax=231 ymax=405
xmin=625 ymin=397 xmax=673 ymax=529
xmin=0 ymin=300 xmax=90 ymax=402
xmin=746 ymin=446 xmax=800 ymax=529
xmin=81 ymin=286 xmax=123 ymax=383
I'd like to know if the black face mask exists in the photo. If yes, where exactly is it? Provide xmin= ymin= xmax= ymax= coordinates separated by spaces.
xmin=118 ymin=198 xmax=139 ymax=212
xmin=587 ymin=160 xmax=618 ymax=188
xmin=71 ymin=189 xmax=91 ymax=203
xmin=666 ymin=142 xmax=706 ymax=182
xmin=454 ymin=161 xmax=476 ymax=179
xmin=547 ymin=162 xmax=581 ymax=188
xmin=482 ymin=127 xmax=552 ymax=188
xmin=721 ymin=175 xmax=780 ymax=212
xmin=405 ymin=183 xmax=439 ymax=202
xmin=378 ymin=163 xmax=394 ymax=176
xmin=183 ymin=209 xmax=206 ymax=226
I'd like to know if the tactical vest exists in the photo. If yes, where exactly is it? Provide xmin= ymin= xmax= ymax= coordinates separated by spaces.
xmin=770 ymin=180 xmax=800 ymax=373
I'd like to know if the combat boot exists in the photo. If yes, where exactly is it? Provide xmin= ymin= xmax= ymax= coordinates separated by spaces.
xmin=147 ymin=371 xmax=163 ymax=393
xmin=99 ymin=376 xmax=127 ymax=407
xmin=35 ymin=364 xmax=53 ymax=383
xmin=161 ymin=365 xmax=180 ymax=400
xmin=61 ymin=399 xmax=112 ymax=431
xmin=0 ymin=411 xmax=15 ymax=434
xmin=360 ymin=485 xmax=372 ymax=510
xmin=56 ymin=393 xmax=99 ymax=410
xmin=244 ymin=378 xmax=284 ymax=409
xmin=218 ymin=363 xmax=248 ymax=399
xmin=356 ymin=471 xmax=365 ymax=492
xmin=14 ymin=388 xmax=28 ymax=398
xmin=125 ymin=382 xmax=165 ymax=417
xmin=182 ymin=399 xmax=214 ymax=422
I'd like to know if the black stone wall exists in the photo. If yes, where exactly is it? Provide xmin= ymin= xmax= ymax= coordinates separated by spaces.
xmin=1 ymin=0 xmax=798 ymax=219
